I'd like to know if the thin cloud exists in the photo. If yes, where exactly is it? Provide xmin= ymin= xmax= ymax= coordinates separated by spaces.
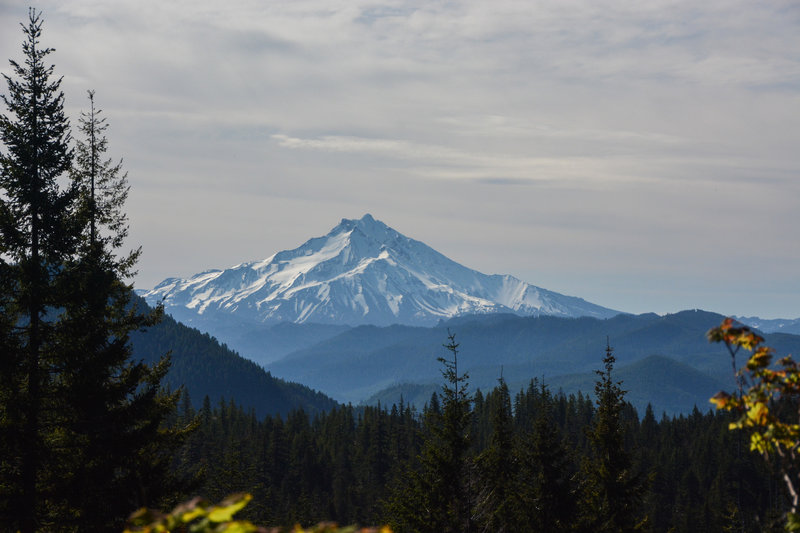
xmin=271 ymin=133 xmax=643 ymax=184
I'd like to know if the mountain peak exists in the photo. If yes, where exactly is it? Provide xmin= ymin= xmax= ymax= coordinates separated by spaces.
xmin=334 ymin=213 xmax=387 ymax=235
xmin=358 ymin=212 xmax=376 ymax=225
xmin=142 ymin=215 xmax=621 ymax=326
xmin=355 ymin=213 xmax=384 ymax=233
xmin=326 ymin=214 xmax=403 ymax=257
xmin=336 ymin=213 xmax=378 ymax=226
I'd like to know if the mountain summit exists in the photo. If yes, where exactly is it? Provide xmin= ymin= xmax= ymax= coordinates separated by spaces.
xmin=142 ymin=214 xmax=620 ymax=326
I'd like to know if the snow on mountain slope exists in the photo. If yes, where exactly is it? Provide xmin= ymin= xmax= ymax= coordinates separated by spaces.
xmin=142 ymin=214 xmax=620 ymax=326
xmin=736 ymin=316 xmax=800 ymax=335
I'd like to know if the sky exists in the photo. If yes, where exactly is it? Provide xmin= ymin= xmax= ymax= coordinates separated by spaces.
xmin=1 ymin=0 xmax=799 ymax=318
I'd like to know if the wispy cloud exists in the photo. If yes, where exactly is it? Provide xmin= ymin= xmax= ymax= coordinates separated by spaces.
xmin=271 ymin=133 xmax=647 ymax=185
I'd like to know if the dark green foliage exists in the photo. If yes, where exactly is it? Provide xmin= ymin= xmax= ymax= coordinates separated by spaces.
xmin=130 ymin=307 xmax=339 ymax=419
xmin=474 ymin=378 xmax=579 ymax=532
xmin=579 ymin=341 xmax=648 ymax=533
xmin=519 ymin=384 xmax=578 ymax=532
xmin=160 ymin=355 xmax=783 ymax=533
xmin=474 ymin=377 xmax=521 ymax=532
xmin=0 ymin=10 xmax=77 ymax=531
xmin=169 ymin=400 xmax=419 ymax=527
xmin=150 ymin=356 xmax=785 ymax=533
xmin=387 ymin=332 xmax=474 ymax=533
xmin=0 ymin=12 xmax=188 ymax=530
xmin=50 ymin=89 xmax=192 ymax=531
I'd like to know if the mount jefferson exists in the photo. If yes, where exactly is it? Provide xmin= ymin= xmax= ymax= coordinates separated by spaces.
xmin=142 ymin=214 xmax=620 ymax=327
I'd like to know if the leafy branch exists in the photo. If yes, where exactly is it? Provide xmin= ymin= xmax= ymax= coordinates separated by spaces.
xmin=124 ymin=493 xmax=392 ymax=533
xmin=708 ymin=317 xmax=800 ymax=529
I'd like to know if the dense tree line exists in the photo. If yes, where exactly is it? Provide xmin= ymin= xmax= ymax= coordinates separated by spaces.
xmin=168 ymin=342 xmax=785 ymax=532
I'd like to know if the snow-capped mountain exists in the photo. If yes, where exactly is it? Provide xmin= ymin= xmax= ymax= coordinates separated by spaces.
xmin=142 ymin=214 xmax=620 ymax=327
xmin=735 ymin=316 xmax=800 ymax=335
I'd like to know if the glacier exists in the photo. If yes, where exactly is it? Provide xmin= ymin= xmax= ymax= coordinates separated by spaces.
xmin=142 ymin=214 xmax=621 ymax=327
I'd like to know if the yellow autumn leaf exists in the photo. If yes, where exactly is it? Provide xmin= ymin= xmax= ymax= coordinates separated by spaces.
xmin=736 ymin=331 xmax=765 ymax=350
xmin=747 ymin=347 xmax=774 ymax=370
xmin=218 ymin=521 xmax=260 ymax=533
xmin=207 ymin=493 xmax=252 ymax=522
xmin=178 ymin=507 xmax=207 ymax=523
xmin=747 ymin=402 xmax=769 ymax=425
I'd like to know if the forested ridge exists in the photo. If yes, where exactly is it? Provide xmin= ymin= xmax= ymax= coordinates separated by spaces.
xmin=166 ymin=370 xmax=783 ymax=531
xmin=130 ymin=302 xmax=338 ymax=418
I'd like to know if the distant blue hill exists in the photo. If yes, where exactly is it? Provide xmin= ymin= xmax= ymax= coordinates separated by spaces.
xmin=269 ymin=309 xmax=800 ymax=415
xmin=367 ymin=355 xmax=730 ymax=418
xmin=737 ymin=316 xmax=800 ymax=335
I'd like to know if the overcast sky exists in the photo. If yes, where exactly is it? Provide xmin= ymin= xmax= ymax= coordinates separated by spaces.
xmin=1 ymin=0 xmax=799 ymax=318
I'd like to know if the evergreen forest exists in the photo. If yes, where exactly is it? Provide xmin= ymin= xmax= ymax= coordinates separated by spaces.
xmin=164 ymin=347 xmax=787 ymax=532
xmin=2 ymin=8 xmax=799 ymax=533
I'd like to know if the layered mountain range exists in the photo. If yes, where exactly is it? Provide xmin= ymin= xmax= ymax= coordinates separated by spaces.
xmin=138 ymin=215 xmax=800 ymax=415
xmin=142 ymin=214 xmax=620 ymax=328
xmin=267 ymin=309 xmax=800 ymax=414
xmin=736 ymin=316 xmax=800 ymax=335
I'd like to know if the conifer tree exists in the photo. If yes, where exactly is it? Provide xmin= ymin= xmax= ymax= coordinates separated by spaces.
xmin=521 ymin=384 xmax=578 ymax=532
xmin=54 ymin=90 xmax=188 ymax=529
xmin=388 ymin=331 xmax=473 ymax=533
xmin=474 ymin=376 xmax=521 ymax=532
xmin=579 ymin=341 xmax=648 ymax=533
xmin=0 ymin=9 xmax=76 ymax=531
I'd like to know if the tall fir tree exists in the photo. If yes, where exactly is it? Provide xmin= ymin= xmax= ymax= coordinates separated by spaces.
xmin=579 ymin=340 xmax=649 ymax=533
xmin=54 ymin=90 xmax=189 ymax=530
xmin=388 ymin=331 xmax=473 ymax=533
xmin=521 ymin=383 xmax=578 ymax=532
xmin=474 ymin=376 xmax=522 ymax=532
xmin=0 ymin=9 xmax=77 ymax=531
xmin=0 ymin=12 xmax=186 ymax=530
